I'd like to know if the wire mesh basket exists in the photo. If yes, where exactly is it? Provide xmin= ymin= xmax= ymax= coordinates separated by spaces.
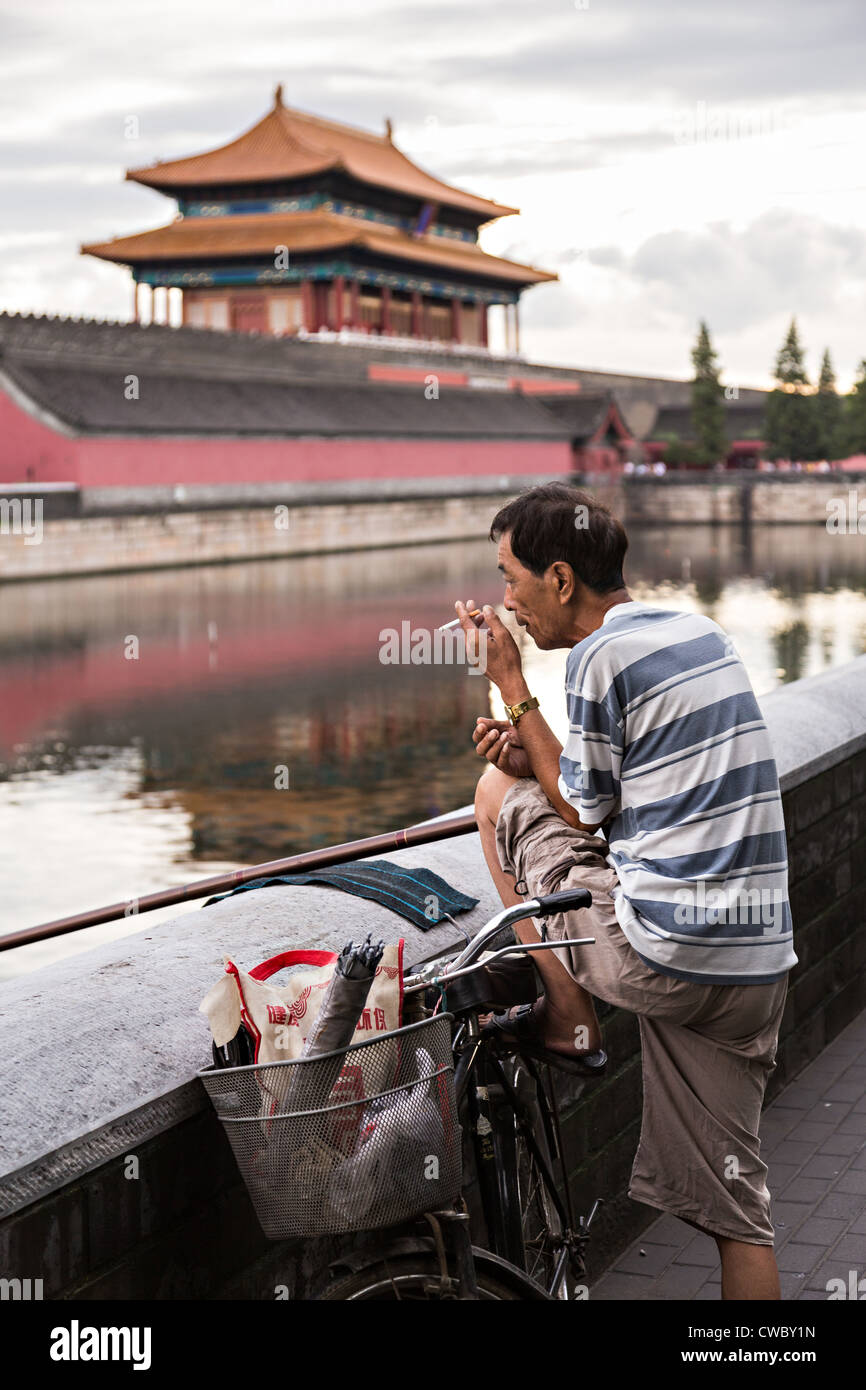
xmin=199 ymin=1013 xmax=463 ymax=1238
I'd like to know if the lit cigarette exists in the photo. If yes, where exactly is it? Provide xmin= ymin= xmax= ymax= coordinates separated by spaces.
xmin=438 ymin=608 xmax=483 ymax=631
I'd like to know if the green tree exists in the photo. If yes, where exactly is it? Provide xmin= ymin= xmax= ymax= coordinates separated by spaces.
xmin=764 ymin=318 xmax=822 ymax=462
xmin=660 ymin=437 xmax=695 ymax=468
xmin=814 ymin=349 xmax=843 ymax=460
xmin=839 ymin=359 xmax=866 ymax=456
xmin=690 ymin=321 xmax=727 ymax=468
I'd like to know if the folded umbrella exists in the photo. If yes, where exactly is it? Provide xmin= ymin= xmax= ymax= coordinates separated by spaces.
xmin=280 ymin=935 xmax=385 ymax=1111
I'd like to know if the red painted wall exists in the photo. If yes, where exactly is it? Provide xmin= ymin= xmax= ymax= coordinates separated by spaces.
xmin=577 ymin=445 xmax=624 ymax=475
xmin=0 ymin=384 xmax=81 ymax=481
xmin=0 ymin=386 xmax=572 ymax=487
xmin=75 ymin=437 xmax=571 ymax=486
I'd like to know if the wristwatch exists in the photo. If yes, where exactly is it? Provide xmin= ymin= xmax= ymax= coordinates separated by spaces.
xmin=504 ymin=695 xmax=540 ymax=726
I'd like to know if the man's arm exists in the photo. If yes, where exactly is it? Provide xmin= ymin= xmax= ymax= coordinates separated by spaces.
xmin=458 ymin=601 xmax=603 ymax=834
xmin=497 ymin=675 xmax=597 ymax=830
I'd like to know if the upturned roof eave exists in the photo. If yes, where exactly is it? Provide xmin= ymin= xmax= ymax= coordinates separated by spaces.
xmin=80 ymin=219 xmax=557 ymax=286
xmin=124 ymin=163 xmax=518 ymax=222
xmin=124 ymin=159 xmax=332 ymax=192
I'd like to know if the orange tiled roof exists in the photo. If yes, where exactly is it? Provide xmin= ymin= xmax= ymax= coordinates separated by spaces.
xmin=81 ymin=210 xmax=556 ymax=286
xmin=125 ymin=88 xmax=517 ymax=222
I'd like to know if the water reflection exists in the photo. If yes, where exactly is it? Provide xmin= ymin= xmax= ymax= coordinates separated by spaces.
xmin=1 ymin=523 xmax=864 ymax=952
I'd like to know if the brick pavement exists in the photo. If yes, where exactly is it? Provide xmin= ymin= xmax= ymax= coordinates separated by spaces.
xmin=590 ymin=1008 xmax=866 ymax=1300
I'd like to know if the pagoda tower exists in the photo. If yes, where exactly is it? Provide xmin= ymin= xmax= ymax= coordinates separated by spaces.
xmin=82 ymin=87 xmax=556 ymax=350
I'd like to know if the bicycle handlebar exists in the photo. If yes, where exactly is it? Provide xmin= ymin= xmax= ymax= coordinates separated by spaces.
xmin=402 ymin=886 xmax=595 ymax=995
xmin=533 ymin=887 xmax=592 ymax=916
xmin=402 ymin=935 xmax=597 ymax=995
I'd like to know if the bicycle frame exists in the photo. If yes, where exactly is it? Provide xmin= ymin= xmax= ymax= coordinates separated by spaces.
xmin=401 ymin=894 xmax=603 ymax=1298
xmin=455 ymin=1015 xmax=589 ymax=1294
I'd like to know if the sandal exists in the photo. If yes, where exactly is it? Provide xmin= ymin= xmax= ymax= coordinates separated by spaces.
xmin=481 ymin=1000 xmax=608 ymax=1078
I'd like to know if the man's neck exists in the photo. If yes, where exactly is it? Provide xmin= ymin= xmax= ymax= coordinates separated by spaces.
xmin=598 ymin=589 xmax=633 ymax=623
xmin=566 ymin=589 xmax=632 ymax=644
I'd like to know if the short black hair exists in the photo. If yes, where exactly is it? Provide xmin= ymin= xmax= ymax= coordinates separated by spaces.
xmin=490 ymin=482 xmax=628 ymax=594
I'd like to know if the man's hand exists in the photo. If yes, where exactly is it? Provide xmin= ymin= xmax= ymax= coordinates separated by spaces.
xmin=455 ymin=599 xmax=526 ymax=699
xmin=472 ymin=717 xmax=534 ymax=778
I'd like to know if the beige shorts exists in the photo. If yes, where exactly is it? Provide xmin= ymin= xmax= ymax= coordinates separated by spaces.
xmin=495 ymin=777 xmax=790 ymax=1246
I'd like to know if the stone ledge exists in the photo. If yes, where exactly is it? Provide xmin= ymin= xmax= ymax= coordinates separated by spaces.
xmin=0 ymin=1083 xmax=207 ymax=1222
xmin=78 ymin=474 xmax=564 ymax=517
xmin=760 ymin=656 xmax=866 ymax=793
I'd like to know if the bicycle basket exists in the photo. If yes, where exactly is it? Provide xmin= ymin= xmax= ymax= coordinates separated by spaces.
xmin=198 ymin=1013 xmax=462 ymax=1238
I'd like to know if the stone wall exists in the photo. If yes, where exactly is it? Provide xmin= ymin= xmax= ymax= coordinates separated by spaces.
xmin=0 ymin=658 xmax=864 ymax=1298
xmin=0 ymin=484 xmax=532 ymax=583
xmin=2 ymin=473 xmax=864 ymax=582
xmin=614 ymin=473 xmax=866 ymax=528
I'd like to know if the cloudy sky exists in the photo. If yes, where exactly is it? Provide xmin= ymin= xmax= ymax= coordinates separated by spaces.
xmin=2 ymin=0 xmax=865 ymax=387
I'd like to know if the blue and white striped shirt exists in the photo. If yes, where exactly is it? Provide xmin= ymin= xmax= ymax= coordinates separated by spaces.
xmin=557 ymin=601 xmax=797 ymax=985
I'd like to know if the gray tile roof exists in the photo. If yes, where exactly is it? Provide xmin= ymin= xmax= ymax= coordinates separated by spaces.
xmin=0 ymin=314 xmax=571 ymax=439
xmin=651 ymin=402 xmax=766 ymax=443
xmin=528 ymin=391 xmax=642 ymax=441
xmin=6 ymin=361 xmax=577 ymax=438
xmin=0 ymin=312 xmax=542 ymax=385
xmin=520 ymin=392 xmax=614 ymax=438
xmin=0 ymin=313 xmax=769 ymax=441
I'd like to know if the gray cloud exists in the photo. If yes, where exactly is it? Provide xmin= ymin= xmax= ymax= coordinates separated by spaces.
xmin=584 ymin=246 xmax=626 ymax=270
xmin=620 ymin=209 xmax=866 ymax=332
xmin=430 ymin=0 xmax=866 ymax=104
xmin=441 ymin=128 xmax=677 ymax=182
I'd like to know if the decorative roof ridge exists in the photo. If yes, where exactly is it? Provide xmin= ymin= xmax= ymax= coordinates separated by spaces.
xmin=269 ymin=96 xmax=518 ymax=219
xmin=126 ymin=97 xmax=333 ymax=188
xmin=271 ymin=95 xmax=344 ymax=165
xmin=0 ymin=309 xmax=206 ymax=347
xmin=273 ymin=85 xmax=392 ymax=150
xmin=126 ymin=89 xmax=392 ymax=189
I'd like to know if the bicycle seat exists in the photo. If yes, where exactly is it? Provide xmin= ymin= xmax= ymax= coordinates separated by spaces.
xmin=435 ymin=949 xmax=539 ymax=1016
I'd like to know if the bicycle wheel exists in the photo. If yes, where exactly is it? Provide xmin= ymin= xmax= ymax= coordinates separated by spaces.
xmin=317 ymin=1247 xmax=551 ymax=1301
xmin=511 ymin=1057 xmax=585 ymax=1300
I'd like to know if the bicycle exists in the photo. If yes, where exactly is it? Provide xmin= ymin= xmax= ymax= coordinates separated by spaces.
xmin=317 ymin=885 xmax=606 ymax=1300
xmin=200 ymin=886 xmax=606 ymax=1300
